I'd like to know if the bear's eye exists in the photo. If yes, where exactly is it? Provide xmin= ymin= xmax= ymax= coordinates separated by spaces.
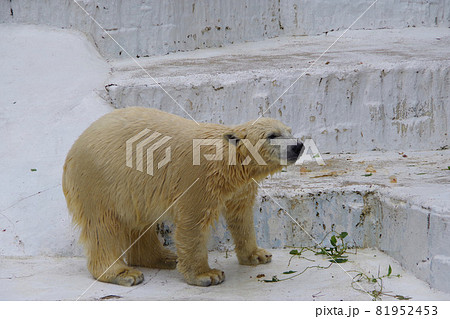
xmin=267 ymin=133 xmax=279 ymax=139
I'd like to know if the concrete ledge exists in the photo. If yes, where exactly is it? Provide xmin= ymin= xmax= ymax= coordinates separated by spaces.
xmin=282 ymin=0 xmax=450 ymax=35
xmin=1 ymin=0 xmax=449 ymax=58
xmin=105 ymin=28 xmax=450 ymax=153
xmin=242 ymin=150 xmax=450 ymax=293
xmin=431 ymin=255 xmax=450 ymax=293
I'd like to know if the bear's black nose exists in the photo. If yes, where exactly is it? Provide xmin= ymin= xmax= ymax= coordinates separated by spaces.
xmin=287 ymin=140 xmax=304 ymax=163
xmin=292 ymin=141 xmax=304 ymax=156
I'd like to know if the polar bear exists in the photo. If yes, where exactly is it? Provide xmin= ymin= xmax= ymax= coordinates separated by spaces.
xmin=63 ymin=107 xmax=303 ymax=286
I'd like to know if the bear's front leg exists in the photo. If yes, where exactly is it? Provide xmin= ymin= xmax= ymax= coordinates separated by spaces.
xmin=224 ymin=185 xmax=272 ymax=265
xmin=175 ymin=212 xmax=225 ymax=286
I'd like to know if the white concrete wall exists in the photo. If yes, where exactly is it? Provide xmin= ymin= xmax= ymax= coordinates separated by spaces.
xmin=1 ymin=0 xmax=449 ymax=58
xmin=0 ymin=24 xmax=112 ymax=258
xmin=281 ymin=0 xmax=450 ymax=35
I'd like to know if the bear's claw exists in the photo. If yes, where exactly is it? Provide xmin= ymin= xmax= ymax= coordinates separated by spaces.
xmin=238 ymin=247 xmax=272 ymax=265
xmin=186 ymin=269 xmax=225 ymax=287
xmin=111 ymin=268 xmax=144 ymax=286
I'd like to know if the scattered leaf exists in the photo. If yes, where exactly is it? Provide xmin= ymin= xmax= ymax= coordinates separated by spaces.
xmin=362 ymin=173 xmax=372 ymax=177
xmin=330 ymin=235 xmax=337 ymax=247
xmin=300 ymin=167 xmax=311 ymax=174
xmin=99 ymin=295 xmax=122 ymax=300
xmin=30 ymin=168 xmax=37 ymax=172
xmin=256 ymin=274 xmax=265 ymax=278
xmin=365 ymin=165 xmax=376 ymax=173
xmin=311 ymin=171 xmax=346 ymax=178
xmin=283 ymin=270 xmax=297 ymax=274
xmin=387 ymin=265 xmax=392 ymax=277
xmin=263 ymin=275 xmax=279 ymax=282
xmin=330 ymin=258 xmax=348 ymax=263
xmin=394 ymin=295 xmax=411 ymax=300
xmin=316 ymin=248 xmax=328 ymax=255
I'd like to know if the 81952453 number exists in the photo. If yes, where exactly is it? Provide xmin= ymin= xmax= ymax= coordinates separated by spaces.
xmin=376 ymin=306 xmax=438 ymax=316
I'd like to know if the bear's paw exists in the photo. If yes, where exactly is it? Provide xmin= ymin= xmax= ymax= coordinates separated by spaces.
xmin=238 ymin=248 xmax=272 ymax=266
xmin=186 ymin=269 xmax=225 ymax=287
xmin=111 ymin=268 xmax=144 ymax=287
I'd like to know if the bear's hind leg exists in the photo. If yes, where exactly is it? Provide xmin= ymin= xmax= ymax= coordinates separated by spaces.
xmin=81 ymin=215 xmax=144 ymax=287
xmin=127 ymin=226 xmax=178 ymax=269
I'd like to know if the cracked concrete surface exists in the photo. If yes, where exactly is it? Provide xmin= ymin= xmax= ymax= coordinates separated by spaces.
xmin=1 ymin=249 xmax=450 ymax=301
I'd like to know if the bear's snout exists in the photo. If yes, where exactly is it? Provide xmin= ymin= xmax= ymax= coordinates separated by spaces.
xmin=287 ymin=140 xmax=304 ymax=163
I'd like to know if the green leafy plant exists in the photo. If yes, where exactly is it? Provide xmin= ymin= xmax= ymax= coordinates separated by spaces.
xmin=261 ymin=231 xmax=410 ymax=301
xmin=262 ymin=263 xmax=333 ymax=283
xmin=351 ymin=265 xmax=410 ymax=301
xmin=287 ymin=247 xmax=315 ymax=266
xmin=262 ymin=231 xmax=350 ymax=283
xmin=315 ymin=231 xmax=349 ymax=263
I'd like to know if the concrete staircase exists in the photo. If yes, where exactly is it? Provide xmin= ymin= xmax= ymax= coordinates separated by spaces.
xmin=104 ymin=27 xmax=450 ymax=153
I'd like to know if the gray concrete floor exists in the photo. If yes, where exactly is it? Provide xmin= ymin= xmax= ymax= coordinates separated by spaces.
xmin=1 ymin=249 xmax=449 ymax=301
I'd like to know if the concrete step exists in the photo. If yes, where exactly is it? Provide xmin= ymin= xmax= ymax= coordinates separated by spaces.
xmin=104 ymin=27 xmax=450 ymax=153
xmin=1 ymin=249 xmax=449 ymax=300
xmin=200 ymin=150 xmax=449 ymax=294
xmin=2 ymin=0 xmax=449 ymax=58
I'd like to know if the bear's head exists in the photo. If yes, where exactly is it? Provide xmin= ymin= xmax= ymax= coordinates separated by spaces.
xmin=224 ymin=118 xmax=303 ymax=175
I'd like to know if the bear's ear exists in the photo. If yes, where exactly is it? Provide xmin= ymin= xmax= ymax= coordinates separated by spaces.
xmin=223 ymin=132 xmax=241 ymax=145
